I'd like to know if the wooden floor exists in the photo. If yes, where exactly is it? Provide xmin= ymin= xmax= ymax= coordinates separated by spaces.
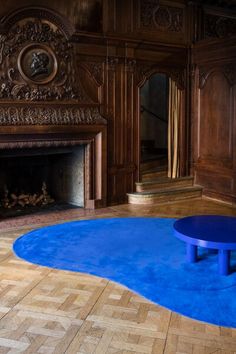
xmin=1 ymin=198 xmax=236 ymax=353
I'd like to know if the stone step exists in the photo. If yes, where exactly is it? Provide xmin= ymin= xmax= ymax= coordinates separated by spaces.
xmin=136 ymin=176 xmax=194 ymax=192
xmin=127 ymin=186 xmax=202 ymax=205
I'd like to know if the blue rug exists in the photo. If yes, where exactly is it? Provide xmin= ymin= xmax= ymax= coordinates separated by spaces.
xmin=13 ymin=217 xmax=236 ymax=328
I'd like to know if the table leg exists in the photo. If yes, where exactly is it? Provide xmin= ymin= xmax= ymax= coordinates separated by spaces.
xmin=218 ymin=250 xmax=230 ymax=275
xmin=187 ymin=243 xmax=197 ymax=262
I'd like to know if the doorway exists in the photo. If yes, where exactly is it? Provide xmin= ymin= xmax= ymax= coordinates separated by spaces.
xmin=140 ymin=73 xmax=169 ymax=175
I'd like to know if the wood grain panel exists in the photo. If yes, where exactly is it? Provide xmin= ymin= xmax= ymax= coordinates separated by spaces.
xmin=196 ymin=171 xmax=233 ymax=195
xmin=192 ymin=37 xmax=236 ymax=204
xmin=198 ymin=71 xmax=233 ymax=164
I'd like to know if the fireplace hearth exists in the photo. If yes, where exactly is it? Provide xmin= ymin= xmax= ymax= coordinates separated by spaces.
xmin=0 ymin=145 xmax=85 ymax=217
xmin=0 ymin=128 xmax=107 ymax=216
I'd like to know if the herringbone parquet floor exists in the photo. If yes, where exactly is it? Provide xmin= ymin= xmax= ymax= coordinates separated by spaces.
xmin=0 ymin=198 xmax=236 ymax=353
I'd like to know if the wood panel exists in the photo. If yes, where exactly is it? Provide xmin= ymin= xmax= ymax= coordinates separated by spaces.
xmin=2 ymin=0 xmax=236 ymax=207
xmin=192 ymin=41 xmax=236 ymax=203
xmin=199 ymin=71 xmax=232 ymax=164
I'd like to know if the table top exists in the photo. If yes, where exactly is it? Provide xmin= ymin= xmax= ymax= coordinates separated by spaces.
xmin=174 ymin=215 xmax=236 ymax=249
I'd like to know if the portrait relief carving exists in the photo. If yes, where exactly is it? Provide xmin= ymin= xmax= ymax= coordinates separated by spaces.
xmin=18 ymin=44 xmax=58 ymax=84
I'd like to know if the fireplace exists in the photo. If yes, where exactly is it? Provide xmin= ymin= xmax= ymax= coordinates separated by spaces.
xmin=0 ymin=125 xmax=107 ymax=217
xmin=0 ymin=145 xmax=85 ymax=214
xmin=0 ymin=7 xmax=108 ymax=217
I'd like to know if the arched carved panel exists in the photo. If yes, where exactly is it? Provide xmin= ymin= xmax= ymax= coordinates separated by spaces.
xmin=199 ymin=65 xmax=236 ymax=89
xmin=136 ymin=63 xmax=185 ymax=90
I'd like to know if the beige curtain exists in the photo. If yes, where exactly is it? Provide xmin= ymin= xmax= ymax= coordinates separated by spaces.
xmin=168 ymin=79 xmax=182 ymax=179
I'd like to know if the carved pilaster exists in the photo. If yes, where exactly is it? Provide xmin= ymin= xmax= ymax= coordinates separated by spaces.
xmin=106 ymin=57 xmax=119 ymax=71
xmin=125 ymin=59 xmax=136 ymax=73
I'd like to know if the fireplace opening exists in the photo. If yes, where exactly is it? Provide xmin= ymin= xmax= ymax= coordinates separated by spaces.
xmin=0 ymin=145 xmax=85 ymax=217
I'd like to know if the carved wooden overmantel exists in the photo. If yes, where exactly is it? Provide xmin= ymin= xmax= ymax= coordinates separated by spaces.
xmin=0 ymin=6 xmax=107 ymax=209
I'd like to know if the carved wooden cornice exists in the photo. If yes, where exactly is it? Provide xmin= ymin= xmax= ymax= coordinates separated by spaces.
xmin=0 ymin=105 xmax=107 ymax=126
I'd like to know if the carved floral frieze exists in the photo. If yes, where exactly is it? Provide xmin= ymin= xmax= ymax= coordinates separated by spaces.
xmin=0 ymin=18 xmax=90 ymax=102
xmin=0 ymin=139 xmax=92 ymax=150
xmin=0 ymin=105 xmax=107 ymax=125
xmin=140 ymin=1 xmax=183 ymax=33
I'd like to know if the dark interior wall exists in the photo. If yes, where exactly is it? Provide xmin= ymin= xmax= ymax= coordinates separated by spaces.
xmin=190 ymin=2 xmax=236 ymax=204
xmin=140 ymin=74 xmax=168 ymax=150
xmin=1 ymin=0 xmax=236 ymax=205
xmin=192 ymin=39 xmax=236 ymax=203
xmin=0 ymin=0 xmax=102 ymax=32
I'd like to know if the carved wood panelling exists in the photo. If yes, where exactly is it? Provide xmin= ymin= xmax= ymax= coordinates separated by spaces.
xmin=199 ymin=64 xmax=236 ymax=89
xmin=140 ymin=1 xmax=184 ymax=33
xmin=0 ymin=17 xmax=90 ymax=102
xmin=0 ymin=105 xmax=106 ymax=126
xmin=192 ymin=62 xmax=235 ymax=202
xmin=204 ymin=13 xmax=236 ymax=39
xmin=0 ymin=6 xmax=75 ymax=38
xmin=199 ymin=71 xmax=232 ymax=163
xmin=78 ymin=61 xmax=104 ymax=86
xmin=136 ymin=62 xmax=185 ymax=90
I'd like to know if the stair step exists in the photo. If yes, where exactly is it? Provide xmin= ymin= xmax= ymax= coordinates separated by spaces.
xmin=136 ymin=176 xmax=194 ymax=192
xmin=127 ymin=186 xmax=202 ymax=205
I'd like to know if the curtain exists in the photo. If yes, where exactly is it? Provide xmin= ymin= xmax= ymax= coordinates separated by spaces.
xmin=168 ymin=78 xmax=182 ymax=179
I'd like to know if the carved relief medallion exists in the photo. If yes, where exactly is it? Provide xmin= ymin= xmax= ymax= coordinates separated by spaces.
xmin=18 ymin=44 xmax=58 ymax=84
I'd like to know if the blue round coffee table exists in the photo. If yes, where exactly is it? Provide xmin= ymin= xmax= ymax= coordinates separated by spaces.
xmin=174 ymin=215 xmax=236 ymax=275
